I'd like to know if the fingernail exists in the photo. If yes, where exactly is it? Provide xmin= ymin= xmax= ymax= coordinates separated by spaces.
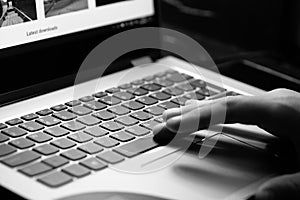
xmin=245 ymin=195 xmax=256 ymax=200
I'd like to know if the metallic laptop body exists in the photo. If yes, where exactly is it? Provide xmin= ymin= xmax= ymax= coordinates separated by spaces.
xmin=0 ymin=1 xmax=281 ymax=199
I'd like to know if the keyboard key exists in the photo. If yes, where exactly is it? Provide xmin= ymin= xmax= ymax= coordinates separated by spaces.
xmin=171 ymin=97 xmax=189 ymax=106
xmin=19 ymin=121 xmax=44 ymax=132
xmin=158 ymin=101 xmax=179 ymax=110
xmin=153 ymin=79 xmax=173 ymax=87
xmin=44 ymin=126 xmax=69 ymax=137
xmin=78 ymin=143 xmax=103 ymax=154
xmin=69 ymin=106 xmax=92 ymax=116
xmin=53 ymin=111 xmax=77 ymax=121
xmin=110 ymin=131 xmax=135 ymax=142
xmin=84 ymin=126 xmax=108 ymax=137
xmin=126 ymin=87 xmax=148 ymax=96
xmin=33 ymin=144 xmax=59 ymax=155
xmin=143 ymin=75 xmax=156 ymax=82
xmin=51 ymin=104 xmax=67 ymax=111
xmin=80 ymin=157 xmax=107 ymax=171
xmin=96 ymin=151 xmax=124 ymax=164
xmin=84 ymin=101 xmax=106 ymax=111
xmin=189 ymin=79 xmax=206 ymax=88
xmin=0 ymin=144 xmax=17 ymax=157
xmin=93 ymin=91 xmax=107 ymax=98
xmin=6 ymin=118 xmax=23 ymax=126
xmin=113 ymin=92 xmax=134 ymax=101
xmin=61 ymin=149 xmax=86 ymax=161
xmin=184 ymin=92 xmax=205 ymax=100
xmin=21 ymin=113 xmax=38 ymax=121
xmin=36 ymin=116 xmax=60 ymax=127
xmin=79 ymin=96 xmax=94 ymax=102
xmin=196 ymin=88 xmax=210 ymax=96
xmin=163 ymin=88 xmax=184 ymax=96
xmin=144 ymin=106 xmax=165 ymax=116
xmin=155 ymin=117 xmax=164 ymax=123
xmin=2 ymin=127 xmax=27 ymax=138
xmin=105 ymin=87 xmax=120 ymax=94
xmin=154 ymin=71 xmax=167 ymax=77
xmin=67 ymin=132 xmax=93 ymax=143
xmin=65 ymin=100 xmax=81 ymax=107
xmin=122 ymin=101 xmax=144 ymax=111
xmin=76 ymin=115 xmax=101 ymax=126
xmin=166 ymin=73 xmax=189 ymax=82
xmin=19 ymin=162 xmax=52 ymax=177
xmin=9 ymin=138 xmax=35 ymax=149
xmin=108 ymin=106 xmax=130 ymax=115
xmin=0 ymin=133 xmax=9 ymax=143
xmin=141 ymin=83 xmax=161 ymax=91
xmin=136 ymin=96 xmax=158 ymax=106
xmin=27 ymin=132 xmax=52 ymax=143
xmin=113 ymin=137 xmax=158 ymax=158
xmin=51 ymin=138 xmax=76 ymax=149
xmin=43 ymin=155 xmax=69 ymax=168
xmin=100 ymin=121 xmax=124 ymax=132
xmin=94 ymin=137 xmax=119 ymax=148
xmin=130 ymin=111 xmax=152 ymax=121
xmin=125 ymin=126 xmax=150 ymax=136
xmin=206 ymin=82 xmax=226 ymax=93
xmin=150 ymin=92 xmax=171 ymax=101
xmin=38 ymin=171 xmax=72 ymax=188
xmin=118 ymin=83 xmax=132 ymax=89
xmin=141 ymin=120 xmax=160 ymax=131
xmin=131 ymin=79 xmax=144 ymax=85
xmin=62 ymin=164 xmax=90 ymax=178
xmin=36 ymin=109 xmax=53 ymax=116
xmin=93 ymin=110 xmax=115 ymax=121
xmin=115 ymin=116 xmax=138 ymax=126
xmin=2 ymin=150 xmax=41 ymax=167
xmin=176 ymin=83 xmax=195 ymax=91
xmin=61 ymin=121 xmax=85 ymax=132
xmin=208 ymin=91 xmax=239 ymax=100
xmin=166 ymin=69 xmax=179 ymax=74
xmin=0 ymin=123 xmax=8 ymax=130
xmin=98 ymin=96 xmax=121 ymax=106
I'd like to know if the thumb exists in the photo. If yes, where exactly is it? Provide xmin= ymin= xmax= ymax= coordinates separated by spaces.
xmin=252 ymin=172 xmax=300 ymax=200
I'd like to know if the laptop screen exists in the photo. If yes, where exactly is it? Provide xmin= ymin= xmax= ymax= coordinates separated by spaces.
xmin=0 ymin=0 xmax=155 ymax=50
xmin=0 ymin=0 xmax=157 ymax=105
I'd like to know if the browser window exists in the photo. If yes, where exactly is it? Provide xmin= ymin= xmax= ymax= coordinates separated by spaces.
xmin=0 ymin=0 xmax=154 ymax=49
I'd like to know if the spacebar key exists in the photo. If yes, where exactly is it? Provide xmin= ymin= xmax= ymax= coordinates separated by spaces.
xmin=113 ymin=137 xmax=158 ymax=158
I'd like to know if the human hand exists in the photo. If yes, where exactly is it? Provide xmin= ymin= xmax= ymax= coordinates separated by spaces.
xmin=153 ymin=88 xmax=300 ymax=200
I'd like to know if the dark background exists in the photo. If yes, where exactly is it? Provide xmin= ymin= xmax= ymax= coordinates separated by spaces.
xmin=159 ymin=0 xmax=300 ymax=92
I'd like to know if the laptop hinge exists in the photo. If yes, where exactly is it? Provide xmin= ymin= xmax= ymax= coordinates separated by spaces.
xmin=131 ymin=56 xmax=153 ymax=67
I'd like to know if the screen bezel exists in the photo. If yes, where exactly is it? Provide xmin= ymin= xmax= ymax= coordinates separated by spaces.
xmin=0 ymin=0 xmax=160 ymax=107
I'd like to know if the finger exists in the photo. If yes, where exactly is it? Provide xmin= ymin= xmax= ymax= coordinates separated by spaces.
xmin=154 ymin=100 xmax=219 ymax=145
xmin=166 ymin=99 xmax=224 ymax=134
xmin=163 ymin=99 xmax=218 ymax=121
xmin=162 ymin=100 xmax=199 ymax=121
xmin=253 ymin=172 xmax=300 ymax=200
xmin=154 ymin=95 xmax=265 ymax=145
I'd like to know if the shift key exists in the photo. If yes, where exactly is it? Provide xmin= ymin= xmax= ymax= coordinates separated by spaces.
xmin=113 ymin=137 xmax=158 ymax=158
xmin=2 ymin=150 xmax=41 ymax=167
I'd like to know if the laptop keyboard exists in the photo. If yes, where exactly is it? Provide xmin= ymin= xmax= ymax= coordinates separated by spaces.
xmin=0 ymin=69 xmax=234 ymax=188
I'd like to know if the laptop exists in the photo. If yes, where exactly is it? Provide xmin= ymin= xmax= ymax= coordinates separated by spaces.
xmin=0 ymin=0 xmax=283 ymax=199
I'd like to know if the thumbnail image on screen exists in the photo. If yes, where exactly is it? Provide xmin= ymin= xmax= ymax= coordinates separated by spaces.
xmin=0 ymin=0 xmax=37 ymax=28
xmin=96 ymin=0 xmax=128 ymax=7
xmin=44 ymin=0 xmax=88 ymax=18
